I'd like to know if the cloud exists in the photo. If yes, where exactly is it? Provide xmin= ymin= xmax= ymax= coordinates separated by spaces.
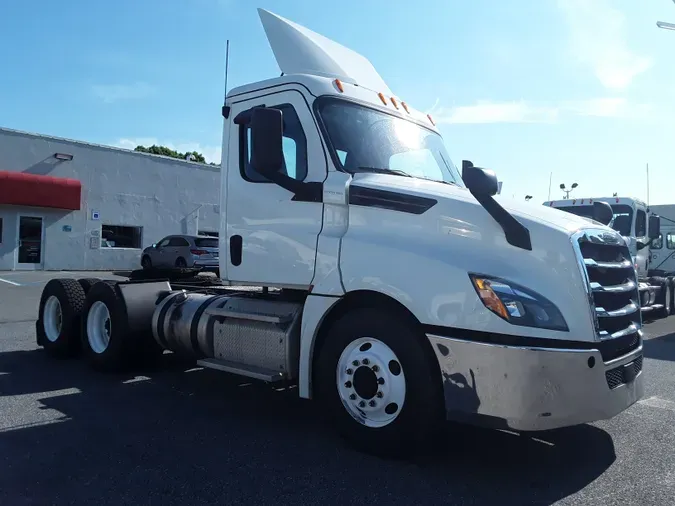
xmin=92 ymin=82 xmax=156 ymax=103
xmin=556 ymin=0 xmax=653 ymax=89
xmin=429 ymin=101 xmax=559 ymax=124
xmin=564 ymin=97 xmax=653 ymax=119
xmin=115 ymin=137 xmax=222 ymax=164
xmin=428 ymin=97 xmax=652 ymax=124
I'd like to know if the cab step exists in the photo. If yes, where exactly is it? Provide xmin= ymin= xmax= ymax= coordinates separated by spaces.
xmin=196 ymin=358 xmax=286 ymax=382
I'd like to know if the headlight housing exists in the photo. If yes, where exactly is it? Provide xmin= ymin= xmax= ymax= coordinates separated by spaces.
xmin=469 ymin=274 xmax=569 ymax=332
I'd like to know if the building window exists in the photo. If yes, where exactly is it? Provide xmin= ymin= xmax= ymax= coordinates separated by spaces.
xmin=101 ymin=225 xmax=143 ymax=249
xmin=198 ymin=230 xmax=219 ymax=237
xmin=652 ymin=233 xmax=663 ymax=249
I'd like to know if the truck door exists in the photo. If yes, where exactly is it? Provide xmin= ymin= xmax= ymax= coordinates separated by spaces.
xmin=225 ymin=89 xmax=326 ymax=288
xmin=635 ymin=208 xmax=649 ymax=275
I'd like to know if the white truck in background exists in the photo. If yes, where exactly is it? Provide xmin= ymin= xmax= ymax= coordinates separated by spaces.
xmin=545 ymin=196 xmax=675 ymax=319
xmin=35 ymin=9 xmax=644 ymax=457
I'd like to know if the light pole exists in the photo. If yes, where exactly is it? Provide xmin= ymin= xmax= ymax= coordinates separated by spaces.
xmin=560 ymin=182 xmax=578 ymax=199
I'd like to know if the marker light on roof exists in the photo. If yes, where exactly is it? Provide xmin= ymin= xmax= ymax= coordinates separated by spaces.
xmin=378 ymin=92 xmax=387 ymax=105
xmin=401 ymin=101 xmax=410 ymax=113
xmin=334 ymin=79 xmax=344 ymax=93
xmin=390 ymin=97 xmax=399 ymax=109
xmin=427 ymin=114 xmax=436 ymax=126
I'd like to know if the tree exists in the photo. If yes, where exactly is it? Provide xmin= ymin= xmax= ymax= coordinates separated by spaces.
xmin=133 ymin=144 xmax=209 ymax=164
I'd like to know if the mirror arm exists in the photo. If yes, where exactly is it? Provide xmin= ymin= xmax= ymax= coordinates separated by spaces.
xmin=471 ymin=192 xmax=532 ymax=251
xmin=264 ymin=171 xmax=323 ymax=203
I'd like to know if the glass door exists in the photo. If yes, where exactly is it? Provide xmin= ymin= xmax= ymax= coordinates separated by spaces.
xmin=16 ymin=216 xmax=44 ymax=269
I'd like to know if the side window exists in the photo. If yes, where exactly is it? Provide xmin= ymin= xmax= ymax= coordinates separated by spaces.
xmin=636 ymin=210 xmax=647 ymax=237
xmin=667 ymin=233 xmax=675 ymax=250
xmin=240 ymin=104 xmax=308 ymax=183
xmin=652 ymin=233 xmax=663 ymax=249
xmin=168 ymin=237 xmax=189 ymax=247
xmin=157 ymin=238 xmax=171 ymax=248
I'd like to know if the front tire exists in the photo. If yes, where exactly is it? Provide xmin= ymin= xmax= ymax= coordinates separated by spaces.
xmin=656 ymin=278 xmax=671 ymax=318
xmin=314 ymin=308 xmax=444 ymax=457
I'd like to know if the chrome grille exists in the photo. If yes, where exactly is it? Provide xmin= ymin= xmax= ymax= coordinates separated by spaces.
xmin=573 ymin=229 xmax=642 ymax=361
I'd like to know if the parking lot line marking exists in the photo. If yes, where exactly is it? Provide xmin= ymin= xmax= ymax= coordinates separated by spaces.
xmin=638 ymin=396 xmax=675 ymax=412
xmin=0 ymin=277 xmax=21 ymax=286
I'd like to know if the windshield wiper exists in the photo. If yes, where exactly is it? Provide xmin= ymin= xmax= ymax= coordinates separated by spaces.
xmin=356 ymin=166 xmax=413 ymax=178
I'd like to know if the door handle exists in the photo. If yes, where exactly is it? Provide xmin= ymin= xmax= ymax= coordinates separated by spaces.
xmin=230 ymin=235 xmax=242 ymax=266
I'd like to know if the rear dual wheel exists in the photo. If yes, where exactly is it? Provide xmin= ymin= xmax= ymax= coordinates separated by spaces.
xmin=37 ymin=279 xmax=86 ymax=357
xmin=80 ymin=281 xmax=163 ymax=371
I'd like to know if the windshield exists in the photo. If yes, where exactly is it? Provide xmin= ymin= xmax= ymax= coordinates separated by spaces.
xmin=556 ymin=204 xmax=634 ymax=236
xmin=315 ymin=97 xmax=464 ymax=186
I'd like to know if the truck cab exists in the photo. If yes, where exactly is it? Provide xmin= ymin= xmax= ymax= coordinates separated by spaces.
xmin=545 ymin=196 xmax=674 ymax=317
xmin=35 ymin=8 xmax=645 ymax=457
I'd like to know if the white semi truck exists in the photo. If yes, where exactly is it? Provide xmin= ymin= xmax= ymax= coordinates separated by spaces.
xmin=545 ymin=196 xmax=675 ymax=319
xmin=35 ymin=9 xmax=644 ymax=456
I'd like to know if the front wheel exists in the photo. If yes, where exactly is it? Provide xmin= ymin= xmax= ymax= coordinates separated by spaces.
xmin=314 ymin=308 xmax=444 ymax=457
xmin=656 ymin=279 xmax=671 ymax=318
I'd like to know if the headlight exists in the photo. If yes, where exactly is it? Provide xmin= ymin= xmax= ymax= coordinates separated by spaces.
xmin=469 ymin=274 xmax=569 ymax=332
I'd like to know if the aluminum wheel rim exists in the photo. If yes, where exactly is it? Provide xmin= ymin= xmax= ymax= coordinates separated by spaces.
xmin=43 ymin=296 xmax=63 ymax=343
xmin=87 ymin=301 xmax=111 ymax=354
xmin=336 ymin=337 xmax=406 ymax=428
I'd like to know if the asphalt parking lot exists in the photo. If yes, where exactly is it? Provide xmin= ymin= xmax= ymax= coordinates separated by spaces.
xmin=1 ymin=271 xmax=675 ymax=505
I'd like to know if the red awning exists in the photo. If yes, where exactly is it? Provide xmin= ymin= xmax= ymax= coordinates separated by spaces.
xmin=0 ymin=171 xmax=82 ymax=211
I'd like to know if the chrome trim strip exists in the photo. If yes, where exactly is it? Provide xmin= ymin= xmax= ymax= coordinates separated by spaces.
xmin=599 ymin=323 xmax=639 ymax=340
xmin=596 ymin=302 xmax=639 ymax=318
xmin=425 ymin=334 xmax=594 ymax=354
xmin=590 ymin=280 xmax=636 ymax=293
xmin=604 ymin=344 xmax=643 ymax=367
xmin=570 ymin=229 xmax=601 ymax=338
xmin=428 ymin=333 xmax=643 ymax=367
xmin=584 ymin=258 xmax=633 ymax=269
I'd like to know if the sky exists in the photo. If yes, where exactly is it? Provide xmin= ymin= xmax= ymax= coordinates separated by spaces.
xmin=1 ymin=0 xmax=674 ymax=204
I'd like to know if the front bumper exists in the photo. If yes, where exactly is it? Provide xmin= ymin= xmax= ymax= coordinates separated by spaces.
xmin=427 ymin=334 xmax=644 ymax=431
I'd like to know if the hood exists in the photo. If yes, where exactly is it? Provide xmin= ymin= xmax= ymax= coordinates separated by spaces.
xmin=351 ymin=173 xmax=609 ymax=236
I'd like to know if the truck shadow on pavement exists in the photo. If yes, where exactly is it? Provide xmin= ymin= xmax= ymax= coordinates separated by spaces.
xmin=642 ymin=331 xmax=675 ymax=362
xmin=0 ymin=348 xmax=617 ymax=506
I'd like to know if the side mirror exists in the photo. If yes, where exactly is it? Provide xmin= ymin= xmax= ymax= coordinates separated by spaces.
xmin=593 ymin=201 xmax=613 ymax=226
xmin=649 ymin=215 xmax=661 ymax=240
xmin=461 ymin=160 xmax=499 ymax=197
xmin=152 ymin=243 xmax=157 ymax=249
xmin=250 ymin=107 xmax=283 ymax=177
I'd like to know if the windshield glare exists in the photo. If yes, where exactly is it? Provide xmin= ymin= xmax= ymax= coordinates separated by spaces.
xmin=316 ymin=97 xmax=464 ymax=186
xmin=556 ymin=204 xmax=633 ymax=236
